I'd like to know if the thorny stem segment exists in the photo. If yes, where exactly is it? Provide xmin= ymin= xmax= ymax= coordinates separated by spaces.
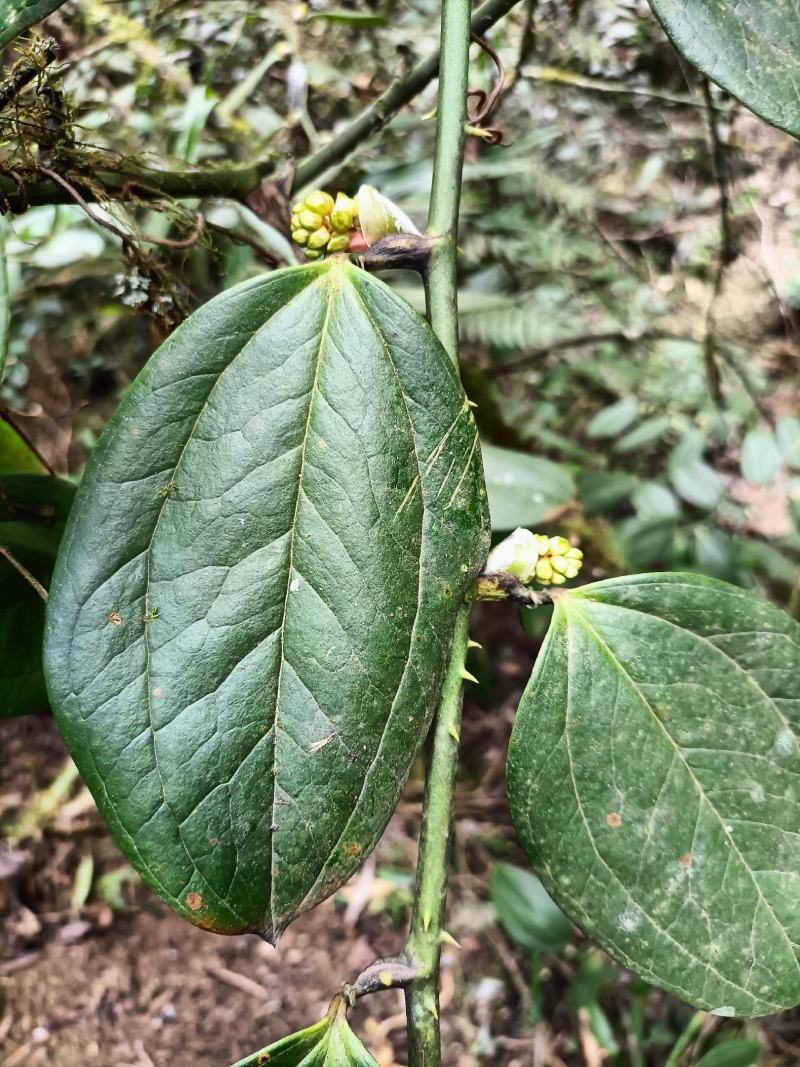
xmin=404 ymin=603 xmax=472 ymax=1067
xmin=424 ymin=0 xmax=472 ymax=368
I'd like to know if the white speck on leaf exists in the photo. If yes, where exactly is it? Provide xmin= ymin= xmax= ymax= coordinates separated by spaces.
xmin=290 ymin=577 xmax=300 ymax=593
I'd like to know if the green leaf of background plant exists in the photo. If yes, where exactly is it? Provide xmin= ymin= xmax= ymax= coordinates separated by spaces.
xmin=696 ymin=1038 xmax=762 ymax=1067
xmin=648 ymin=0 xmax=800 ymax=139
xmin=230 ymin=996 xmax=378 ymax=1067
xmin=669 ymin=452 xmax=723 ymax=511
xmin=490 ymin=863 xmax=573 ymax=953
xmin=777 ymin=417 xmax=800 ymax=472
xmin=741 ymin=429 xmax=783 ymax=487
xmin=0 ymin=421 xmax=46 ymax=474
xmin=481 ymin=442 xmax=575 ymax=531
xmin=586 ymin=397 xmax=639 ymax=440
xmin=507 ymin=572 xmax=800 ymax=1016
xmin=44 ymin=260 xmax=490 ymax=938
xmin=1 ymin=474 xmax=75 ymax=716
xmin=0 ymin=0 xmax=69 ymax=48
xmin=308 ymin=10 xmax=387 ymax=27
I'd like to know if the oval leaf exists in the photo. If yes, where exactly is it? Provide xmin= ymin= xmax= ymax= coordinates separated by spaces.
xmin=44 ymin=260 xmax=489 ymax=938
xmin=507 ymin=573 xmax=800 ymax=1016
xmin=649 ymin=0 xmax=800 ymax=139
xmin=490 ymin=863 xmax=573 ymax=953
xmin=741 ymin=429 xmax=783 ymax=487
xmin=481 ymin=442 xmax=575 ymax=531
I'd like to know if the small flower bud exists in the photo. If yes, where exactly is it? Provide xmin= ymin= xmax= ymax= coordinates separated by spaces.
xmin=307 ymin=226 xmax=332 ymax=250
xmin=535 ymin=558 xmax=554 ymax=584
xmin=292 ymin=228 xmax=310 ymax=246
xmin=304 ymin=190 xmax=335 ymax=216
xmin=304 ymin=248 xmax=323 ymax=260
xmin=486 ymin=528 xmax=583 ymax=587
xmin=299 ymin=209 xmax=323 ymax=231
xmin=356 ymin=184 xmax=420 ymax=247
xmin=330 ymin=192 xmax=358 ymax=233
xmin=485 ymin=528 xmax=542 ymax=584
xmin=327 ymin=233 xmax=351 ymax=253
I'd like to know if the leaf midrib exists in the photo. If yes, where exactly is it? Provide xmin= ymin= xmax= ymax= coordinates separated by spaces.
xmin=557 ymin=612 xmax=784 ymax=1010
xmin=565 ymin=600 xmax=800 ymax=985
xmin=268 ymin=269 xmax=338 ymax=932
xmin=139 ymin=269 xmax=321 ymax=926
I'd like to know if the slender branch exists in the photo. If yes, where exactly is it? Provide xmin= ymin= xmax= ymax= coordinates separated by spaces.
xmin=701 ymin=78 xmax=735 ymax=407
xmin=40 ymin=167 xmax=205 ymax=248
xmin=0 ymin=544 xmax=48 ymax=601
xmin=0 ymin=37 xmax=60 ymax=113
xmin=483 ymin=329 xmax=694 ymax=375
xmin=521 ymin=65 xmax=728 ymax=111
xmin=0 ymin=0 xmax=522 ymax=214
xmin=404 ymin=602 xmax=472 ymax=1067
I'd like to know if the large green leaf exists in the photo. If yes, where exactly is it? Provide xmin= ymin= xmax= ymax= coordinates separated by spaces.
xmin=0 ymin=0 xmax=70 ymax=48
xmin=44 ymin=259 xmax=489 ymax=938
xmin=0 ymin=473 xmax=74 ymax=716
xmin=648 ymin=0 xmax=800 ymax=139
xmin=507 ymin=573 xmax=800 ymax=1016
xmin=231 ymin=996 xmax=378 ymax=1067
xmin=481 ymin=442 xmax=575 ymax=531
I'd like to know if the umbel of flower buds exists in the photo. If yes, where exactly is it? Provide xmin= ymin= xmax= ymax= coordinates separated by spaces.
xmin=290 ymin=185 xmax=420 ymax=259
xmin=485 ymin=528 xmax=583 ymax=586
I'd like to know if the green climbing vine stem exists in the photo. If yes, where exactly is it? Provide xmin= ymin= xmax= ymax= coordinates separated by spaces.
xmin=402 ymin=3 xmax=500 ymax=1062
xmin=424 ymin=0 xmax=472 ymax=367
xmin=404 ymin=601 xmax=473 ymax=1067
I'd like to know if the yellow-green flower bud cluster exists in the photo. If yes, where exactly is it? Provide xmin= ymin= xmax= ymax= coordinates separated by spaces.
xmin=531 ymin=534 xmax=583 ymax=585
xmin=485 ymin=527 xmax=583 ymax=587
xmin=291 ymin=189 xmax=358 ymax=260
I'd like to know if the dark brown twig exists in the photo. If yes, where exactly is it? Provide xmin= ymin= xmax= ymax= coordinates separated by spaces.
xmin=701 ymin=78 xmax=736 ymax=408
xmin=39 ymin=167 xmax=204 ymax=248
xmin=205 ymin=221 xmax=284 ymax=266
xmin=482 ymin=329 xmax=695 ymax=375
xmin=0 ymin=37 xmax=60 ymax=114
xmin=0 ymin=544 xmax=48 ymax=601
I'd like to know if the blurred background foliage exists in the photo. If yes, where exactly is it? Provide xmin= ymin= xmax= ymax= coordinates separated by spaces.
xmin=2 ymin=0 xmax=800 ymax=606
xmin=2 ymin=2 xmax=800 ymax=1065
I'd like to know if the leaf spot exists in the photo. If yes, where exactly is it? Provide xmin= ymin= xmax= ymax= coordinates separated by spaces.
xmin=108 ymin=611 xmax=122 ymax=626
xmin=289 ymin=577 xmax=300 ymax=593
xmin=310 ymin=733 xmax=335 ymax=753
xmin=606 ymin=812 xmax=622 ymax=828
xmin=680 ymin=852 xmax=692 ymax=870
xmin=186 ymin=892 xmax=203 ymax=911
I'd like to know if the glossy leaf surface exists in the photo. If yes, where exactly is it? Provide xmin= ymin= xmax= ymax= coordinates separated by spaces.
xmin=45 ymin=260 xmax=489 ymax=937
xmin=508 ymin=573 xmax=800 ymax=1016
xmin=0 ymin=474 xmax=74 ymax=716
xmin=0 ymin=0 xmax=70 ymax=47
xmin=649 ymin=0 xmax=800 ymax=138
